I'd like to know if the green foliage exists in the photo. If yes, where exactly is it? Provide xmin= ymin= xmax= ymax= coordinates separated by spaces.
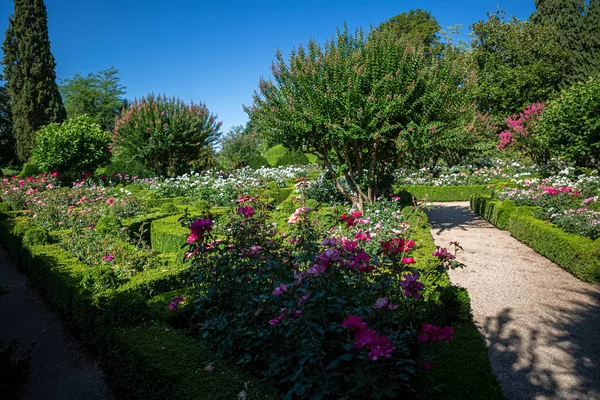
xmin=394 ymin=185 xmax=495 ymax=202
xmin=159 ymin=202 xmax=179 ymax=214
xmin=375 ymin=9 xmax=442 ymax=52
xmin=22 ymin=226 xmax=51 ymax=247
xmin=150 ymin=214 xmax=189 ymax=253
xmin=470 ymin=12 xmax=569 ymax=117
xmin=95 ymin=214 xmax=123 ymax=235
xmin=112 ymin=93 xmax=222 ymax=177
xmin=17 ymin=162 xmax=40 ymax=178
xmin=531 ymin=0 xmax=600 ymax=86
xmin=60 ymin=67 xmax=126 ymax=131
xmin=275 ymin=147 xmax=309 ymax=166
xmin=472 ymin=195 xmax=600 ymax=282
xmin=0 ymin=81 xmax=16 ymax=166
xmin=97 ymin=156 xmax=155 ymax=179
xmin=537 ymin=75 xmax=600 ymax=167
xmin=32 ymin=115 xmax=111 ymax=178
xmin=218 ymin=124 xmax=267 ymax=170
xmin=1 ymin=0 xmax=66 ymax=161
xmin=249 ymin=26 xmax=475 ymax=207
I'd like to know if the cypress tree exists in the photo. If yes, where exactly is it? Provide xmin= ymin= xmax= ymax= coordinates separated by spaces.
xmin=531 ymin=0 xmax=598 ymax=85
xmin=2 ymin=0 xmax=66 ymax=162
xmin=587 ymin=0 xmax=600 ymax=77
xmin=0 ymin=77 xmax=15 ymax=165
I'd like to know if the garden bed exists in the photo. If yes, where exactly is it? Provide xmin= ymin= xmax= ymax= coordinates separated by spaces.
xmin=395 ymin=185 xmax=496 ymax=202
xmin=471 ymin=195 xmax=600 ymax=282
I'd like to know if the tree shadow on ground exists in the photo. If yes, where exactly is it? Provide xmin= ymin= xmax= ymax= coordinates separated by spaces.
xmin=482 ymin=288 xmax=600 ymax=400
xmin=425 ymin=204 xmax=495 ymax=235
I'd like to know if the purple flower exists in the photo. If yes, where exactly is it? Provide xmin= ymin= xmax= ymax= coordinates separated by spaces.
xmin=400 ymin=272 xmax=424 ymax=299
xmin=237 ymin=206 xmax=255 ymax=218
xmin=168 ymin=296 xmax=185 ymax=311
xmin=273 ymin=284 xmax=289 ymax=296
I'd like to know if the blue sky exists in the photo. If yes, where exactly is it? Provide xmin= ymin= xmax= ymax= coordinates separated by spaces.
xmin=0 ymin=0 xmax=535 ymax=133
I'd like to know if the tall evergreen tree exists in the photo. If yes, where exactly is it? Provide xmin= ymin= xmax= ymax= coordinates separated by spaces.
xmin=531 ymin=0 xmax=600 ymax=85
xmin=587 ymin=0 xmax=600 ymax=77
xmin=0 ymin=76 xmax=15 ymax=166
xmin=2 ymin=0 xmax=66 ymax=162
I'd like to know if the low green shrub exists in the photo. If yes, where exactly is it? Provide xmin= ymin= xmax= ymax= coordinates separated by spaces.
xmin=32 ymin=115 xmax=111 ymax=179
xmin=95 ymin=214 xmax=123 ymax=235
xmin=22 ymin=226 xmax=51 ymax=247
xmin=159 ymin=203 xmax=179 ymax=214
xmin=150 ymin=215 xmax=188 ymax=254
xmin=395 ymin=185 xmax=494 ymax=202
xmin=17 ymin=162 xmax=41 ymax=178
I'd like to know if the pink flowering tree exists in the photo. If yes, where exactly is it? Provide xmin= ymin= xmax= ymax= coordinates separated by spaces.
xmin=112 ymin=93 xmax=222 ymax=177
xmin=246 ymin=26 xmax=475 ymax=211
xmin=497 ymin=103 xmax=548 ymax=163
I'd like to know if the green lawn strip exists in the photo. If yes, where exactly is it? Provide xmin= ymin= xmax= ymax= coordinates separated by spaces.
xmin=471 ymin=195 xmax=600 ymax=282
xmin=0 ymin=217 xmax=280 ymax=400
xmin=395 ymin=182 xmax=517 ymax=202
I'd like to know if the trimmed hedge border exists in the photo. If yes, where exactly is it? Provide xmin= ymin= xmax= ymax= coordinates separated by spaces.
xmin=471 ymin=195 xmax=600 ymax=282
xmin=395 ymin=185 xmax=494 ymax=202
xmin=0 ymin=217 xmax=279 ymax=400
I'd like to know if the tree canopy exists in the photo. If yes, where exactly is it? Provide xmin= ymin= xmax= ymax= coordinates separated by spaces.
xmin=60 ymin=67 xmax=127 ymax=131
xmin=470 ymin=12 xmax=569 ymax=117
xmin=247 ymin=26 xmax=475 ymax=209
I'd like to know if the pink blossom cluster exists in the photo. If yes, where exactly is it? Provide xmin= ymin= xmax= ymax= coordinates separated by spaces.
xmin=187 ymin=218 xmax=214 ymax=243
xmin=101 ymin=253 xmax=115 ymax=262
xmin=417 ymin=324 xmax=454 ymax=343
xmin=287 ymin=206 xmax=312 ymax=224
xmin=168 ymin=296 xmax=185 ymax=311
xmin=342 ymin=315 xmax=396 ymax=361
xmin=237 ymin=206 xmax=254 ymax=218
xmin=432 ymin=247 xmax=455 ymax=260
xmin=497 ymin=103 xmax=545 ymax=150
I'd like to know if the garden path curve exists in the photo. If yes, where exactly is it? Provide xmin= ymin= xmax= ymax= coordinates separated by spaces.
xmin=0 ymin=246 xmax=114 ymax=400
xmin=426 ymin=202 xmax=600 ymax=400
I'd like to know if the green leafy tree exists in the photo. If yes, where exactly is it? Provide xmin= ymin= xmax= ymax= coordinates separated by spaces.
xmin=60 ymin=67 xmax=126 ymax=131
xmin=218 ymin=124 xmax=267 ymax=170
xmin=375 ymin=9 xmax=441 ymax=50
xmin=0 ymin=78 xmax=16 ymax=166
xmin=1 ymin=0 xmax=66 ymax=162
xmin=537 ymin=75 xmax=600 ymax=167
xmin=247 ymin=26 xmax=474 ymax=209
xmin=531 ymin=0 xmax=600 ymax=85
xmin=32 ymin=115 xmax=111 ymax=178
xmin=112 ymin=93 xmax=222 ymax=177
xmin=470 ymin=12 xmax=569 ymax=117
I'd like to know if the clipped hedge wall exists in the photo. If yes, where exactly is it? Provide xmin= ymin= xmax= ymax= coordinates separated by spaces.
xmin=395 ymin=185 xmax=494 ymax=202
xmin=150 ymin=215 xmax=188 ymax=254
xmin=471 ymin=195 xmax=600 ymax=282
xmin=0 ymin=217 xmax=279 ymax=400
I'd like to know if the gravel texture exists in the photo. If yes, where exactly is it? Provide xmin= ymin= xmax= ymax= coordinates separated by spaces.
xmin=426 ymin=202 xmax=600 ymax=400
xmin=0 ymin=246 xmax=114 ymax=400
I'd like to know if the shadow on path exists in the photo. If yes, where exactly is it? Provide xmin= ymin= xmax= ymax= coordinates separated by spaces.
xmin=427 ymin=202 xmax=600 ymax=400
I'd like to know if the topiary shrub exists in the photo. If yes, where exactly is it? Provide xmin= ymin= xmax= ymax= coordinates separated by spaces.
xmin=275 ymin=148 xmax=309 ymax=166
xmin=32 ymin=115 xmax=111 ymax=180
xmin=112 ymin=93 xmax=222 ymax=177
xmin=17 ymin=162 xmax=41 ymax=178
xmin=22 ymin=226 xmax=51 ymax=247
xmin=537 ymin=75 xmax=600 ymax=167
xmin=160 ymin=203 xmax=179 ymax=214
xmin=81 ymin=265 xmax=119 ymax=292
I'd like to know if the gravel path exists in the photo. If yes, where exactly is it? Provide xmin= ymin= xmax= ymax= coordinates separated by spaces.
xmin=426 ymin=202 xmax=600 ymax=400
xmin=0 ymin=246 xmax=114 ymax=400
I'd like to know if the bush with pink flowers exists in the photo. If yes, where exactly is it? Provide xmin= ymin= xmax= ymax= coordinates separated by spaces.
xmin=180 ymin=196 xmax=462 ymax=399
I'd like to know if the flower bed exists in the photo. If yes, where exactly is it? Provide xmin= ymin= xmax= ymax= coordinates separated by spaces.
xmin=0 ymin=171 xmax=503 ymax=399
xmin=471 ymin=195 xmax=600 ymax=282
